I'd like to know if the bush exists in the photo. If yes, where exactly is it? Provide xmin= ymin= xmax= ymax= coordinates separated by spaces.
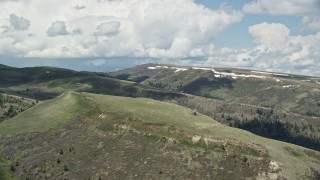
xmin=10 ymin=165 xmax=16 ymax=172
xmin=242 ymin=156 xmax=248 ymax=162
xmin=63 ymin=165 xmax=68 ymax=171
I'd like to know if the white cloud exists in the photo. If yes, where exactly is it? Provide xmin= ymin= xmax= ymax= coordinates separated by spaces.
xmin=93 ymin=21 xmax=120 ymax=36
xmin=9 ymin=14 xmax=30 ymax=31
xmin=200 ymin=22 xmax=320 ymax=75
xmin=243 ymin=0 xmax=319 ymax=15
xmin=0 ymin=0 xmax=243 ymax=58
xmin=46 ymin=21 xmax=69 ymax=37
xmin=302 ymin=16 xmax=320 ymax=31
xmin=243 ymin=0 xmax=320 ymax=31
xmin=248 ymin=23 xmax=290 ymax=52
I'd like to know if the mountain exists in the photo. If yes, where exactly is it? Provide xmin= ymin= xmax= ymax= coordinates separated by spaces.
xmin=110 ymin=64 xmax=320 ymax=151
xmin=0 ymin=64 xmax=183 ymax=101
xmin=0 ymin=64 xmax=320 ymax=179
xmin=0 ymin=92 xmax=319 ymax=179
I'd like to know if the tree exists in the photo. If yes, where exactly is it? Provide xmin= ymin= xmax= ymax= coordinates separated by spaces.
xmin=5 ymin=105 xmax=15 ymax=117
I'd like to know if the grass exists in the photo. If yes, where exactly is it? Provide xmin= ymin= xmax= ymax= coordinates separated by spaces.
xmin=0 ymin=92 xmax=319 ymax=179
xmin=90 ymin=93 xmax=320 ymax=179
xmin=0 ymin=92 xmax=91 ymax=137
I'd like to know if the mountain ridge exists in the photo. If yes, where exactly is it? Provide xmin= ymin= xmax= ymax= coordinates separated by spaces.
xmin=109 ymin=63 xmax=320 ymax=151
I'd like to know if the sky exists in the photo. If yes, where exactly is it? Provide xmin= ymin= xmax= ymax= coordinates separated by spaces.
xmin=0 ymin=0 xmax=320 ymax=76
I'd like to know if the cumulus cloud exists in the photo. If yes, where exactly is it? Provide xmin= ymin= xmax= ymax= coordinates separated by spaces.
xmin=46 ymin=21 xmax=69 ymax=37
xmin=93 ymin=21 xmax=120 ymax=36
xmin=201 ymin=22 xmax=320 ymax=75
xmin=243 ymin=0 xmax=320 ymax=31
xmin=9 ymin=14 xmax=30 ymax=31
xmin=0 ymin=0 xmax=243 ymax=58
xmin=248 ymin=23 xmax=290 ymax=52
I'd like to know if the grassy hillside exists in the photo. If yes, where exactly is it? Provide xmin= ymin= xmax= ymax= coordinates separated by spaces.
xmin=111 ymin=64 xmax=320 ymax=151
xmin=0 ymin=92 xmax=91 ymax=137
xmin=0 ymin=92 xmax=319 ymax=179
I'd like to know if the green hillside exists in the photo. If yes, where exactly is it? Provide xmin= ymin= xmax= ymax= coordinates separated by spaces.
xmin=111 ymin=64 xmax=320 ymax=151
xmin=0 ymin=92 xmax=319 ymax=179
xmin=0 ymin=92 xmax=90 ymax=136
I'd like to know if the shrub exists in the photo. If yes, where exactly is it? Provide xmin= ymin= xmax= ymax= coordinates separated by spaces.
xmin=63 ymin=165 xmax=68 ymax=171
xmin=242 ymin=156 xmax=248 ymax=163
xmin=10 ymin=165 xmax=16 ymax=172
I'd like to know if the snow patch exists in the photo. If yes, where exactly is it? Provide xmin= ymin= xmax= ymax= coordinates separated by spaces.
xmin=213 ymin=68 xmax=266 ymax=79
xmin=192 ymin=67 xmax=212 ymax=71
xmin=251 ymin=70 xmax=290 ymax=77
xmin=171 ymin=67 xmax=188 ymax=73
xmin=273 ymin=73 xmax=289 ymax=77
xmin=147 ymin=65 xmax=290 ymax=80
xmin=147 ymin=66 xmax=169 ymax=70
xmin=282 ymin=85 xmax=297 ymax=88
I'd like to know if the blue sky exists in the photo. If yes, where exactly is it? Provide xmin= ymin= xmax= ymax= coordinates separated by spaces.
xmin=0 ymin=0 xmax=319 ymax=76
xmin=196 ymin=0 xmax=306 ymax=48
